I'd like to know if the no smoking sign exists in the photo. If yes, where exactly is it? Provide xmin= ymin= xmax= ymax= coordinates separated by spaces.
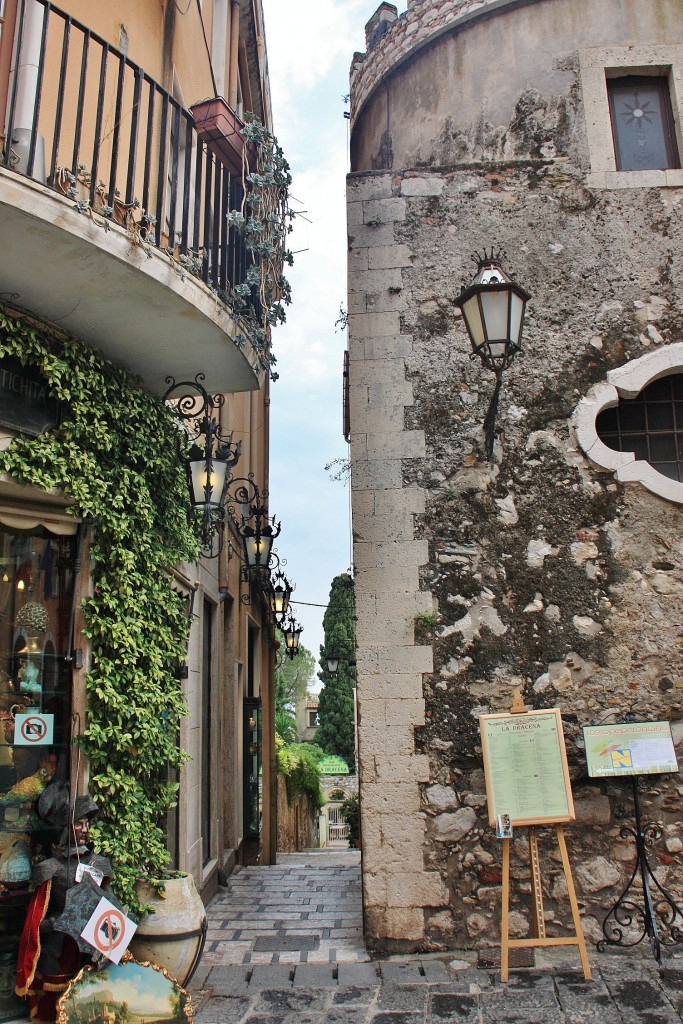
xmin=13 ymin=712 xmax=53 ymax=746
xmin=81 ymin=896 xmax=137 ymax=964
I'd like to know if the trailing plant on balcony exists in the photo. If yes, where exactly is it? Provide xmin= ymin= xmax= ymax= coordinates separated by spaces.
xmin=54 ymin=116 xmax=294 ymax=384
xmin=0 ymin=309 xmax=198 ymax=913
xmin=227 ymin=115 xmax=295 ymax=380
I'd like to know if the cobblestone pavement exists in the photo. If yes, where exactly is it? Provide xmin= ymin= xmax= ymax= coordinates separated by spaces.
xmin=189 ymin=850 xmax=683 ymax=1023
xmin=201 ymin=850 xmax=367 ymax=967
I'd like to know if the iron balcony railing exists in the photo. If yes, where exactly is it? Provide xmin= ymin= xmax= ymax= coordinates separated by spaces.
xmin=1 ymin=0 xmax=258 ymax=310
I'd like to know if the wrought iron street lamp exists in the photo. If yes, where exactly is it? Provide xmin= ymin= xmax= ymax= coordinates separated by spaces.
xmin=325 ymin=651 xmax=340 ymax=675
xmin=282 ymin=613 xmax=303 ymax=659
xmin=239 ymin=495 xmax=281 ymax=574
xmin=453 ymin=250 xmax=530 ymax=461
xmin=269 ymin=570 xmax=292 ymax=624
xmin=163 ymin=375 xmax=241 ymax=557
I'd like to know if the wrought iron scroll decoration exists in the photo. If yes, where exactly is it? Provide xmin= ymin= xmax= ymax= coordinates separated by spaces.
xmin=591 ymin=710 xmax=683 ymax=964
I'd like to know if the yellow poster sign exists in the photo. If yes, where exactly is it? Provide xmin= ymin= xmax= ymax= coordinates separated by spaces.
xmin=583 ymin=721 xmax=678 ymax=777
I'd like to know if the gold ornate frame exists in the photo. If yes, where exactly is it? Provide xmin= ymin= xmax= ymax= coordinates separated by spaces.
xmin=56 ymin=951 xmax=193 ymax=1023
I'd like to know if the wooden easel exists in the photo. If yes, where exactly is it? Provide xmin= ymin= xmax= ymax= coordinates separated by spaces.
xmin=499 ymin=692 xmax=591 ymax=982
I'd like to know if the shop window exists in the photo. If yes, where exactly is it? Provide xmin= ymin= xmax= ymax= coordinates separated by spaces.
xmin=243 ymin=698 xmax=261 ymax=839
xmin=573 ymin=343 xmax=683 ymax=504
xmin=596 ymin=374 xmax=683 ymax=481
xmin=607 ymin=75 xmax=680 ymax=172
xmin=0 ymin=521 xmax=76 ymax=1019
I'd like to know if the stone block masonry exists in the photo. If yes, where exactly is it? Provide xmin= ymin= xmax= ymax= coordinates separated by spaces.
xmin=347 ymin=0 xmax=683 ymax=955
xmin=349 ymin=0 xmax=539 ymax=122
xmin=348 ymin=173 xmax=449 ymax=951
xmin=348 ymin=156 xmax=683 ymax=950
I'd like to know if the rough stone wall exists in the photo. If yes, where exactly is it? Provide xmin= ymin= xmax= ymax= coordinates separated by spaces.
xmin=276 ymin=777 xmax=319 ymax=853
xmin=348 ymin=0 xmax=683 ymax=943
xmin=321 ymin=774 xmax=359 ymax=801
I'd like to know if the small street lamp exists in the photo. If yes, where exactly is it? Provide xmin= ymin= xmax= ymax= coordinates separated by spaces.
xmin=163 ymin=375 xmax=241 ymax=557
xmin=325 ymin=651 xmax=340 ymax=675
xmin=453 ymin=250 xmax=530 ymax=461
xmin=269 ymin=570 xmax=292 ymax=625
xmin=282 ymin=613 xmax=303 ymax=659
xmin=239 ymin=495 xmax=281 ymax=574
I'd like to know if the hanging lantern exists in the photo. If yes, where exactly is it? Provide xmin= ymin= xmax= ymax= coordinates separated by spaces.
xmin=282 ymin=614 xmax=303 ymax=660
xmin=163 ymin=375 xmax=241 ymax=558
xmin=269 ymin=571 xmax=292 ymax=624
xmin=240 ymin=498 xmax=281 ymax=572
xmin=325 ymin=651 xmax=340 ymax=675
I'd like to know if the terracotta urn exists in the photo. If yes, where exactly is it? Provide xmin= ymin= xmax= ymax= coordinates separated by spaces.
xmin=129 ymin=874 xmax=207 ymax=985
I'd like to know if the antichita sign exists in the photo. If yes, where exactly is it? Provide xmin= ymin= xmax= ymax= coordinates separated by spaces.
xmin=0 ymin=356 xmax=59 ymax=437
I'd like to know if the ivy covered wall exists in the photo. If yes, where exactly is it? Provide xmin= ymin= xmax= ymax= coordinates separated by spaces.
xmin=0 ymin=309 xmax=199 ymax=910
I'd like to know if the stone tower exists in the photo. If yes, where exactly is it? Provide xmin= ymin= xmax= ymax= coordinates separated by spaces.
xmin=347 ymin=0 xmax=683 ymax=951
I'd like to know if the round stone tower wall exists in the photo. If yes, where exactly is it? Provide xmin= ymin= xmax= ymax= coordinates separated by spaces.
xmin=348 ymin=0 xmax=683 ymax=951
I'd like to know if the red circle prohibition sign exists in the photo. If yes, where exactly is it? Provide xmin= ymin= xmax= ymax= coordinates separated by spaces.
xmin=20 ymin=717 xmax=47 ymax=742
xmin=94 ymin=909 xmax=126 ymax=953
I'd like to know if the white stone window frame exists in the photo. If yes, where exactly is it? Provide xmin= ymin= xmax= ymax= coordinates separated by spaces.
xmin=573 ymin=343 xmax=683 ymax=504
xmin=579 ymin=43 xmax=683 ymax=189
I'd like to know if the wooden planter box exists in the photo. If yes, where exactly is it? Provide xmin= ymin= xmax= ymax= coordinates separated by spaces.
xmin=190 ymin=96 xmax=255 ymax=177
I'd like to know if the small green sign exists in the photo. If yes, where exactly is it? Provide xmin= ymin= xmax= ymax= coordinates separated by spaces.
xmin=583 ymin=721 xmax=678 ymax=778
xmin=318 ymin=755 xmax=349 ymax=775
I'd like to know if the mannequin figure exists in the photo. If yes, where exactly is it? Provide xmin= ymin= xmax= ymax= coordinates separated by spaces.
xmin=15 ymin=789 xmax=112 ymax=1023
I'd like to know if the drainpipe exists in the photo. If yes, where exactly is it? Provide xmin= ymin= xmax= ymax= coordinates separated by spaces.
xmin=8 ymin=0 xmax=46 ymax=179
xmin=228 ymin=0 xmax=239 ymax=111
xmin=213 ymin=0 xmax=231 ymax=99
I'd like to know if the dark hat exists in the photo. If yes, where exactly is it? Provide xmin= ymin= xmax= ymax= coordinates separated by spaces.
xmin=72 ymin=794 xmax=99 ymax=822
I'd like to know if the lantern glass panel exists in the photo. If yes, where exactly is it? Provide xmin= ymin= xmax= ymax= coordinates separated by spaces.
xmin=244 ymin=532 xmax=273 ymax=567
xmin=189 ymin=458 xmax=228 ymax=507
xmin=271 ymin=585 xmax=289 ymax=617
xmin=479 ymin=288 xmax=510 ymax=343
xmin=462 ymin=294 xmax=485 ymax=349
xmin=509 ymin=291 xmax=525 ymax=346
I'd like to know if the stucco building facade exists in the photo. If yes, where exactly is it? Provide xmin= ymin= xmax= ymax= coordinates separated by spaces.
xmin=0 ymin=2 xmax=283 ymax=1012
xmin=347 ymin=0 xmax=683 ymax=951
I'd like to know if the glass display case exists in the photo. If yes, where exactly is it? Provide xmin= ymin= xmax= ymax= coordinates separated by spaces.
xmin=0 ymin=522 xmax=75 ymax=1021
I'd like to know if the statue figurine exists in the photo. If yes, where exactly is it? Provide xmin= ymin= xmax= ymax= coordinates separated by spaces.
xmin=17 ymin=659 xmax=41 ymax=701
xmin=15 ymin=788 xmax=113 ymax=1024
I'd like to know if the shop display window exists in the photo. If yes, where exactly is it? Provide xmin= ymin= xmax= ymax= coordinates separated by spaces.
xmin=0 ymin=522 xmax=75 ymax=1020
xmin=243 ymin=700 xmax=261 ymax=840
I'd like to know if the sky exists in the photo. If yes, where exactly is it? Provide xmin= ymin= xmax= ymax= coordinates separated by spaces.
xmin=261 ymin=0 xmax=408 ymax=684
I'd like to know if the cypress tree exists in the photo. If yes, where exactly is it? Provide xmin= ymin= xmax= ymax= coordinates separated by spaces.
xmin=315 ymin=573 xmax=356 ymax=771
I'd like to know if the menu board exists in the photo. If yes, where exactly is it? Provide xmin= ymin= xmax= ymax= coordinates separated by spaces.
xmin=583 ymin=721 xmax=679 ymax=778
xmin=480 ymin=709 xmax=575 ymax=826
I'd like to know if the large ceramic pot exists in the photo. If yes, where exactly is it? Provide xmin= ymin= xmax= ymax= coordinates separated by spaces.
xmin=129 ymin=874 xmax=207 ymax=986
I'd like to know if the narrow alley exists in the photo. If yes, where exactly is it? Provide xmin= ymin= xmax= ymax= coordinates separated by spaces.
xmin=201 ymin=850 xmax=367 ymax=966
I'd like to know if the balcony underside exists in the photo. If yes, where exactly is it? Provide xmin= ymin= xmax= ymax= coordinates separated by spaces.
xmin=0 ymin=168 xmax=263 ymax=396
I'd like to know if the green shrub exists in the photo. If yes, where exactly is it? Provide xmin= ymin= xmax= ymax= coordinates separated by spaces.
xmin=276 ymin=739 xmax=324 ymax=808
xmin=341 ymin=793 xmax=360 ymax=844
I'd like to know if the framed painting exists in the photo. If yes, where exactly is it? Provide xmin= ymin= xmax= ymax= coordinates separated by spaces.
xmin=56 ymin=953 xmax=193 ymax=1023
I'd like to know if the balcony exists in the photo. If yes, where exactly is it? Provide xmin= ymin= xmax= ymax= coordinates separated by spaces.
xmin=0 ymin=0 xmax=263 ymax=395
